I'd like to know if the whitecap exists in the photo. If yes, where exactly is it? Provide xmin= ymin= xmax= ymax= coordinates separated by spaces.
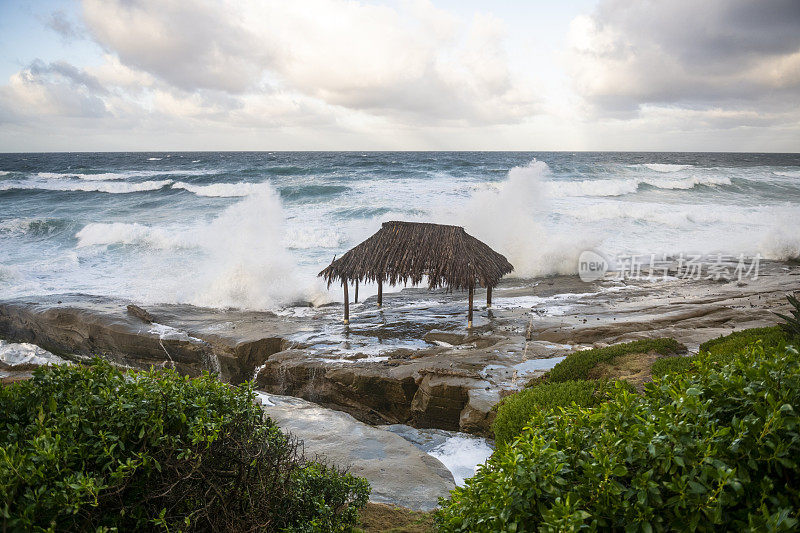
xmin=76 ymin=222 xmax=184 ymax=249
xmin=640 ymin=163 xmax=694 ymax=172
xmin=171 ymin=181 xmax=266 ymax=197
xmin=774 ymin=170 xmax=800 ymax=178
xmin=5 ymin=179 xmax=173 ymax=194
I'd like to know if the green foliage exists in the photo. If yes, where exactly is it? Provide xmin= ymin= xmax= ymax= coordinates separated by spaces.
xmin=662 ymin=327 xmax=791 ymax=381
xmin=699 ymin=325 xmax=788 ymax=356
xmin=436 ymin=342 xmax=800 ymax=532
xmin=775 ymin=293 xmax=800 ymax=338
xmin=0 ymin=360 xmax=369 ymax=532
xmin=493 ymin=380 xmax=629 ymax=447
xmin=547 ymin=338 xmax=685 ymax=382
xmin=650 ymin=355 xmax=696 ymax=379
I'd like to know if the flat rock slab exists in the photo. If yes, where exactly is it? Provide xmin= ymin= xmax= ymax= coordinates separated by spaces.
xmin=256 ymin=392 xmax=455 ymax=511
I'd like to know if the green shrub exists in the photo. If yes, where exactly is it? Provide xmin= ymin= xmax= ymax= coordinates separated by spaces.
xmin=699 ymin=325 xmax=788 ymax=356
xmin=493 ymin=380 xmax=629 ymax=447
xmin=436 ymin=342 xmax=800 ymax=532
xmin=775 ymin=293 xmax=800 ymax=338
xmin=650 ymin=355 xmax=696 ymax=379
xmin=652 ymin=327 xmax=795 ymax=381
xmin=0 ymin=360 xmax=369 ymax=532
xmin=547 ymin=338 xmax=685 ymax=382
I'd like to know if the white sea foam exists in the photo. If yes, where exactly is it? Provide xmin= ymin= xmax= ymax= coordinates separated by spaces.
xmin=548 ymin=179 xmax=638 ymax=197
xmin=285 ymin=226 xmax=344 ymax=249
xmin=148 ymin=323 xmax=202 ymax=342
xmin=0 ymin=171 xmax=10 ymax=176
xmin=774 ymin=170 xmax=800 ymax=178
xmin=71 ymin=183 xmax=330 ymax=309
xmin=148 ymin=157 xmax=163 ymax=161
xmin=76 ymin=222 xmax=183 ymax=248
xmin=559 ymin=202 xmax=756 ymax=228
xmin=547 ymin=174 xmax=731 ymax=198
xmin=2 ymin=179 xmax=172 ymax=194
xmin=185 ymin=184 xmax=329 ymax=309
xmin=171 ymin=181 xmax=264 ymax=197
xmin=640 ymin=163 xmax=694 ymax=172
xmin=428 ymin=434 xmax=494 ymax=486
xmin=0 ymin=340 xmax=67 ymax=367
xmin=759 ymin=228 xmax=800 ymax=261
xmin=37 ymin=170 xmax=214 ymax=180
xmin=458 ymin=160 xmax=595 ymax=277
xmin=255 ymin=392 xmax=275 ymax=406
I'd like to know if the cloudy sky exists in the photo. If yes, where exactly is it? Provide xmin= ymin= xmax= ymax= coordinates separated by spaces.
xmin=1 ymin=0 xmax=798 ymax=151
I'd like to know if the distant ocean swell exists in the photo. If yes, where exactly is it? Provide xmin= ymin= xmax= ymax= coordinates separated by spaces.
xmin=0 ymin=152 xmax=798 ymax=310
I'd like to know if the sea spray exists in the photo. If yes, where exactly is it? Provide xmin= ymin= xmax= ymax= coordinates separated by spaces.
xmin=188 ymin=183 xmax=329 ymax=309
xmin=3 ymin=151 xmax=800 ymax=308
xmin=73 ymin=183 xmax=330 ymax=310
xmin=457 ymin=160 xmax=596 ymax=277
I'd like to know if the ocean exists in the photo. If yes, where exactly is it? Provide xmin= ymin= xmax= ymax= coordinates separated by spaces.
xmin=1 ymin=151 xmax=798 ymax=310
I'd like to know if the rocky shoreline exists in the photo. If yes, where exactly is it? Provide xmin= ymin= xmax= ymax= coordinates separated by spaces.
xmin=2 ymin=261 xmax=798 ymax=510
xmin=1 ymin=261 xmax=797 ymax=435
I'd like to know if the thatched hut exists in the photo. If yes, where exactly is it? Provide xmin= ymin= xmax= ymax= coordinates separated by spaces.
xmin=319 ymin=220 xmax=513 ymax=327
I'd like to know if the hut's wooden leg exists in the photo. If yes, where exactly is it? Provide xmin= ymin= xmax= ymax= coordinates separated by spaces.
xmin=377 ymin=279 xmax=383 ymax=308
xmin=468 ymin=285 xmax=474 ymax=329
xmin=487 ymin=286 xmax=492 ymax=308
xmin=354 ymin=281 xmax=359 ymax=303
xmin=343 ymin=279 xmax=350 ymax=325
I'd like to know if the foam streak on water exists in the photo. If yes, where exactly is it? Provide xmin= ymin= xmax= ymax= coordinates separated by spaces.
xmin=1 ymin=152 xmax=798 ymax=310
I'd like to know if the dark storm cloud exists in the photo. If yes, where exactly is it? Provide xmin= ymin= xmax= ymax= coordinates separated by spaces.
xmin=570 ymin=0 xmax=800 ymax=116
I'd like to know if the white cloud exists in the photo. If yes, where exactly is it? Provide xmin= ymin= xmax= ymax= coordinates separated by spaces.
xmin=0 ymin=62 xmax=107 ymax=121
xmin=75 ymin=0 xmax=537 ymax=125
xmin=567 ymin=0 xmax=800 ymax=120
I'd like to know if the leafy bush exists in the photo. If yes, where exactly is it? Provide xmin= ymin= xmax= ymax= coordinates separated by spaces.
xmin=652 ymin=327 xmax=794 ymax=380
xmin=0 ymin=360 xmax=369 ymax=532
xmin=547 ymin=338 xmax=685 ymax=382
xmin=493 ymin=380 xmax=630 ymax=447
xmin=699 ymin=325 xmax=787 ymax=356
xmin=436 ymin=342 xmax=800 ymax=532
xmin=650 ymin=355 xmax=696 ymax=379
xmin=776 ymin=293 xmax=800 ymax=338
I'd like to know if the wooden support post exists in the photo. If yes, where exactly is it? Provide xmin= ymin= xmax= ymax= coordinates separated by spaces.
xmin=486 ymin=286 xmax=492 ymax=308
xmin=354 ymin=280 xmax=359 ymax=303
xmin=377 ymin=279 xmax=383 ymax=307
xmin=467 ymin=285 xmax=474 ymax=329
xmin=343 ymin=278 xmax=350 ymax=325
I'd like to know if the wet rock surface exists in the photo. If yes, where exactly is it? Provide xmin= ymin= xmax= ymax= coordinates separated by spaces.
xmin=256 ymin=392 xmax=455 ymax=511
xmin=1 ymin=261 xmax=797 ymax=434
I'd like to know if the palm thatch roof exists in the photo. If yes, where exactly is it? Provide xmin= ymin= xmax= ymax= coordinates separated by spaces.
xmin=319 ymin=221 xmax=513 ymax=290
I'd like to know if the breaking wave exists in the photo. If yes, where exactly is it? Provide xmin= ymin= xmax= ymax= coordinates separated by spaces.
xmin=76 ymin=222 xmax=184 ymax=249
xmin=0 ymin=218 xmax=71 ymax=238
xmin=637 ymin=163 xmax=694 ymax=172
xmin=171 ymin=181 xmax=265 ymax=197
xmin=1 ymin=179 xmax=173 ymax=194
xmin=774 ymin=170 xmax=800 ymax=178
xmin=458 ymin=160 xmax=595 ymax=277
xmin=548 ymin=175 xmax=732 ymax=197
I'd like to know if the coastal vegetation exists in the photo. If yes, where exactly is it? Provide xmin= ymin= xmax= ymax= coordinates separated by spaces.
xmin=0 ymin=360 xmax=368 ymax=532
xmin=492 ymin=379 xmax=633 ymax=447
xmin=545 ymin=338 xmax=685 ymax=382
xmin=436 ymin=326 xmax=800 ymax=531
xmin=775 ymin=293 xmax=800 ymax=338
